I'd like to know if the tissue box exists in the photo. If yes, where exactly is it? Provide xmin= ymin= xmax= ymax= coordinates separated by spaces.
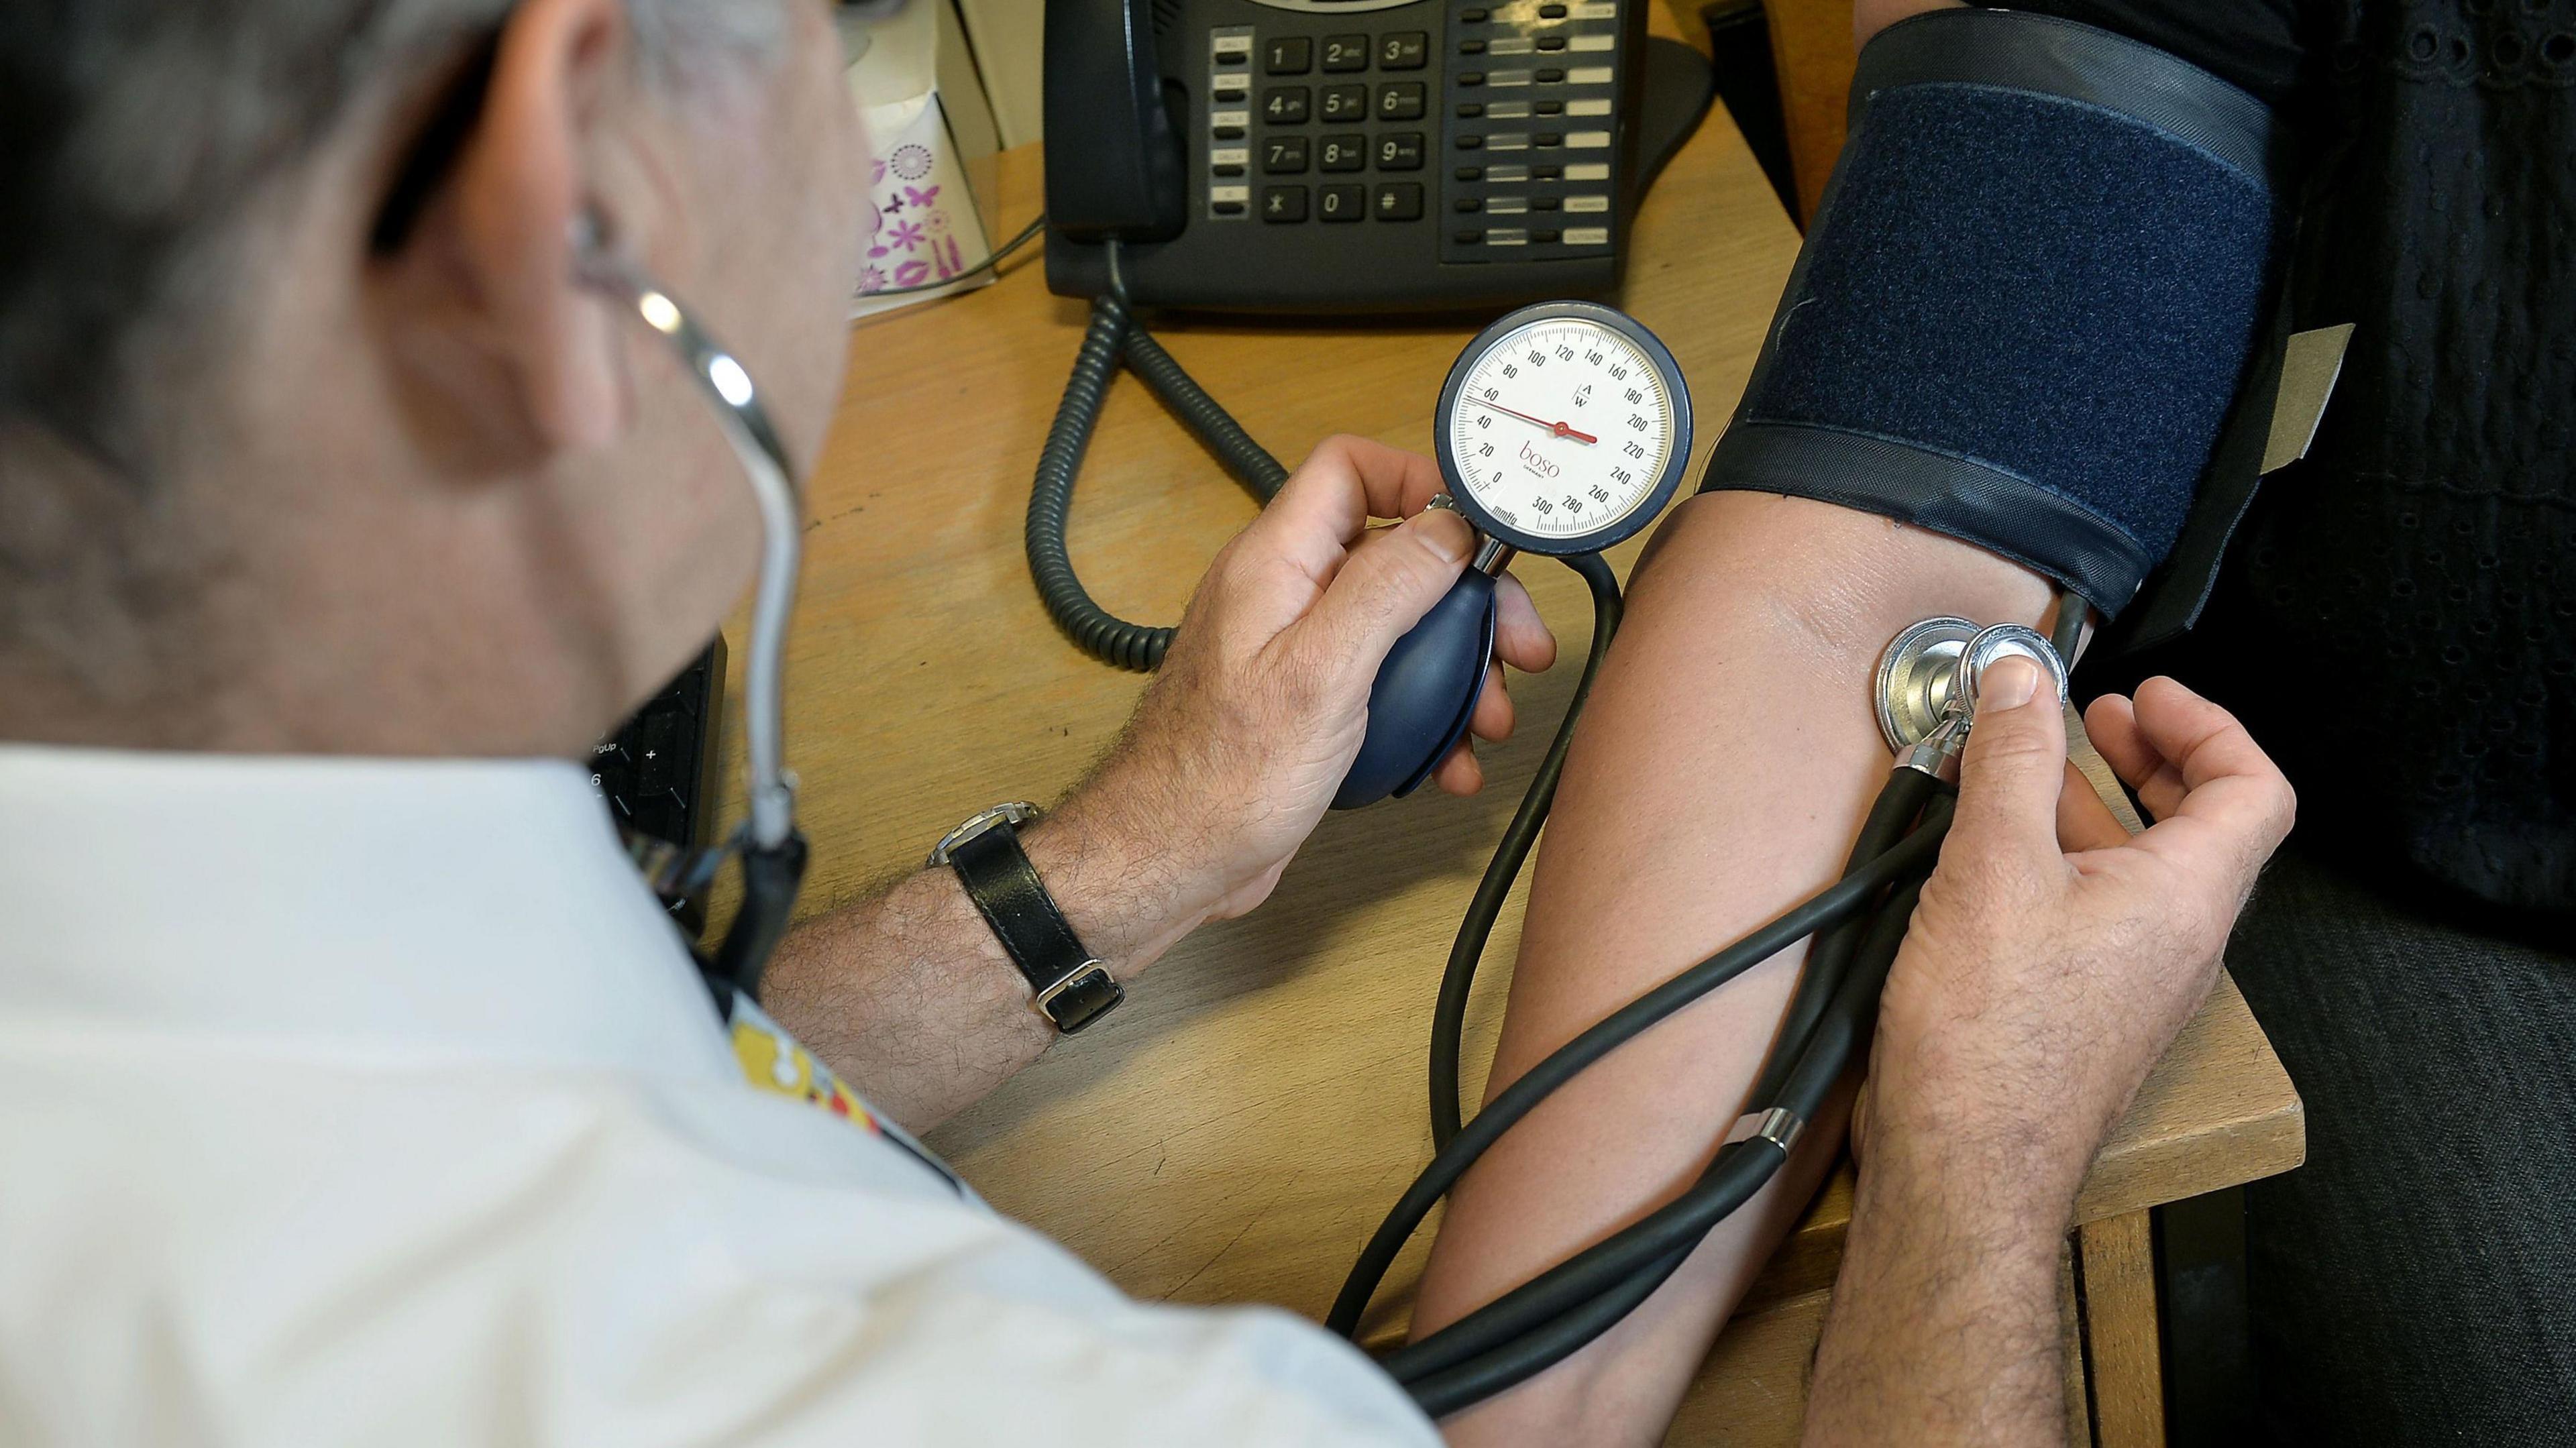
xmin=841 ymin=0 xmax=1004 ymax=319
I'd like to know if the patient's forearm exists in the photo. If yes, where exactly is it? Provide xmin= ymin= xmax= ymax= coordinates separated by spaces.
xmin=1411 ymin=491 xmax=2054 ymax=1444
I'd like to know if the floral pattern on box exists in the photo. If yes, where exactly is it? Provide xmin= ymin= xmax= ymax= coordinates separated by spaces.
xmin=852 ymin=93 xmax=992 ymax=318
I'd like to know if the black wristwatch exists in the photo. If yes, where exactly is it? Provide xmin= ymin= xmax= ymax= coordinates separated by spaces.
xmin=929 ymin=803 xmax=1125 ymax=1034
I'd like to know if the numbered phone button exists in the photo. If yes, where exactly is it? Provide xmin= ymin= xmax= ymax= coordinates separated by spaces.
xmin=1374 ymin=184 xmax=1425 ymax=221
xmin=1263 ymin=136 xmax=1310 ymax=174
xmin=1318 ymin=183 xmax=1366 ymax=222
xmin=1321 ymin=34 xmax=1369 ymax=71
xmin=1263 ymin=186 xmax=1309 ymax=223
xmin=1263 ymin=86 xmax=1310 ymax=124
xmin=1379 ymin=32 xmax=1429 ymax=70
xmin=1264 ymin=37 xmax=1312 ymax=74
xmin=1378 ymin=82 xmax=1426 ymax=120
xmin=1377 ymin=132 xmax=1424 ymax=170
xmin=1319 ymin=83 xmax=1368 ymax=123
xmin=1318 ymin=133 xmax=1368 ymax=172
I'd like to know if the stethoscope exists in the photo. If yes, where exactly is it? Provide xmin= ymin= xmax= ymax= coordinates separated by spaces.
xmin=1034 ymin=290 xmax=2081 ymax=1413
xmin=572 ymin=220 xmax=809 ymax=1006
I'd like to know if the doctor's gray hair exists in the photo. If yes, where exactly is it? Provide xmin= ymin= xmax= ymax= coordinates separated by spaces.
xmin=0 ymin=0 xmax=782 ymax=478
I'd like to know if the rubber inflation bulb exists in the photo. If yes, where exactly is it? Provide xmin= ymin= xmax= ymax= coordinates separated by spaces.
xmin=1332 ymin=570 xmax=1499 ymax=810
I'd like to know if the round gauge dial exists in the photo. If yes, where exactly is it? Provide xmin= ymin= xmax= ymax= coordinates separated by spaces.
xmin=1434 ymin=301 xmax=1693 ymax=556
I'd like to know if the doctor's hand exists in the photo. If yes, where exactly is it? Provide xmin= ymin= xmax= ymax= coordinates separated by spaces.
xmin=1809 ymin=668 xmax=2292 ymax=1446
xmin=1854 ymin=664 xmax=2296 ymax=1210
xmin=1035 ymin=435 xmax=1555 ymax=956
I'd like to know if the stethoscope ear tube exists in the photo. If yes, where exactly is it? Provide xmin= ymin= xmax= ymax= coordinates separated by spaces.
xmin=574 ymin=219 xmax=813 ymax=1003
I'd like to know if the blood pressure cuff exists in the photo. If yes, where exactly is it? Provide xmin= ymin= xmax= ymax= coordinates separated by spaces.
xmin=1699 ymin=7 xmax=2284 ymax=616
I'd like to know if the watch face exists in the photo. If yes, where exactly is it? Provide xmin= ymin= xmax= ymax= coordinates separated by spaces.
xmin=1434 ymin=301 xmax=1695 ymax=557
xmin=930 ymin=802 xmax=1039 ymax=867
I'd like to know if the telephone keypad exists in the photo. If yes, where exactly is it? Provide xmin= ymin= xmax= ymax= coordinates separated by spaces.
xmin=1201 ymin=6 xmax=1622 ymax=249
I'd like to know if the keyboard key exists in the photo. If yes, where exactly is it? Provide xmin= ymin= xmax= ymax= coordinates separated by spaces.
xmin=1455 ymin=165 xmax=1484 ymax=180
xmin=1319 ymin=133 xmax=1368 ymax=171
xmin=1213 ymin=123 xmax=1247 ymax=140
xmin=1322 ymin=34 xmax=1368 ymax=71
xmin=1262 ymin=86 xmax=1310 ymax=123
xmin=1376 ymin=131 xmax=1424 ymax=170
xmin=1533 ymin=227 xmax=1562 ymax=243
xmin=1320 ymin=82 xmax=1367 ymax=122
xmin=1375 ymin=183 xmax=1425 ymax=220
xmin=1379 ymin=81 xmax=1427 ymax=119
xmin=1539 ymin=3 xmax=1568 ymax=15
xmin=1263 ymin=135 xmax=1310 ymax=173
xmin=1536 ymin=36 xmax=1566 ymax=50
xmin=1457 ymin=101 xmax=1487 ymax=117
xmin=1265 ymin=36 xmax=1312 ymax=73
xmin=1454 ymin=196 xmax=1483 ymax=212
xmin=1536 ymin=67 xmax=1566 ymax=82
xmin=1456 ymin=133 xmax=1484 ymax=150
xmin=1461 ymin=7 xmax=1489 ymax=21
xmin=1460 ymin=38 xmax=1487 ymax=54
xmin=1318 ymin=183 xmax=1366 ymax=221
xmin=1379 ymin=32 xmax=1428 ymax=69
xmin=1458 ymin=70 xmax=1485 ymax=85
xmin=1454 ymin=228 xmax=1484 ymax=244
xmin=1263 ymin=185 xmax=1309 ymax=222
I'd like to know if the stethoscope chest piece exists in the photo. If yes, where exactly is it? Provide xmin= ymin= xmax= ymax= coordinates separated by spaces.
xmin=1875 ymin=616 xmax=2070 ymax=752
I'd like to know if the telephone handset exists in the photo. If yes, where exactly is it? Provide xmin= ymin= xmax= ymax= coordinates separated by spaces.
xmin=1043 ymin=0 xmax=1666 ymax=312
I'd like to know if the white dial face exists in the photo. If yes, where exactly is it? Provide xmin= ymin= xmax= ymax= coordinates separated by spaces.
xmin=1445 ymin=317 xmax=1676 ymax=544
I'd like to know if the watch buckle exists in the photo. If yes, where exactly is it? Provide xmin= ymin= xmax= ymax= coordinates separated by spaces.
xmin=1035 ymin=962 xmax=1122 ymax=1033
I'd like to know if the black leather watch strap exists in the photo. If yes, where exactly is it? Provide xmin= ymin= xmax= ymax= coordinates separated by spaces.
xmin=943 ymin=818 xmax=1124 ymax=1034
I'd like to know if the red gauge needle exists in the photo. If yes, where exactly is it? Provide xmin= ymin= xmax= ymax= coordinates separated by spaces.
xmin=1471 ymin=398 xmax=1599 ymax=444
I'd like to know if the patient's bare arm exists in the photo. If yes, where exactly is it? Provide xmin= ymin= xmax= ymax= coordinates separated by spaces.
xmin=1410 ymin=489 xmax=2058 ymax=1445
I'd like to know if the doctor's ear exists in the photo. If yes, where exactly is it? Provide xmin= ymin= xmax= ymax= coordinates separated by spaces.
xmin=368 ymin=0 xmax=667 ymax=461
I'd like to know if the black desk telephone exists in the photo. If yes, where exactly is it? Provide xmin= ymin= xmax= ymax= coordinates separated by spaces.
xmin=1042 ymin=0 xmax=1710 ymax=312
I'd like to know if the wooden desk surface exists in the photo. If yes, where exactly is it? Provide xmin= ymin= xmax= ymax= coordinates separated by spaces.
xmin=723 ymin=60 xmax=2304 ymax=1434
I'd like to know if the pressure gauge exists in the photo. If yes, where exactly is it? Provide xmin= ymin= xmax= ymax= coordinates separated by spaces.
xmin=1434 ymin=300 xmax=1694 ymax=557
xmin=1333 ymin=302 xmax=1694 ymax=812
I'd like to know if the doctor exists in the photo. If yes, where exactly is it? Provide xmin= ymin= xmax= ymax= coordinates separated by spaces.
xmin=0 ymin=0 xmax=2291 ymax=1442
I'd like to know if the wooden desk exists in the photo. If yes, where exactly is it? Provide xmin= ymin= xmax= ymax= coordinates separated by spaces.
xmin=724 ymin=70 xmax=2304 ymax=1447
